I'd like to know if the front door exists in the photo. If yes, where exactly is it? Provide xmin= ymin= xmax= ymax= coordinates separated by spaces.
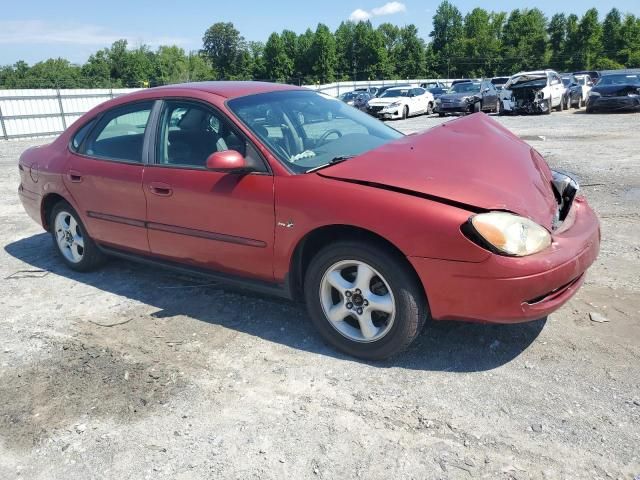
xmin=64 ymin=101 xmax=154 ymax=253
xmin=142 ymin=99 xmax=275 ymax=281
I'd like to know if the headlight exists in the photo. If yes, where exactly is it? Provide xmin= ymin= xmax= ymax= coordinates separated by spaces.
xmin=467 ymin=212 xmax=551 ymax=256
xmin=588 ymin=91 xmax=601 ymax=97
xmin=387 ymin=102 xmax=401 ymax=108
xmin=537 ymin=91 xmax=544 ymax=99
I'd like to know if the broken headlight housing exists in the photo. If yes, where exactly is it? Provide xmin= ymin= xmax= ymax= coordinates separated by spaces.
xmin=466 ymin=212 xmax=551 ymax=257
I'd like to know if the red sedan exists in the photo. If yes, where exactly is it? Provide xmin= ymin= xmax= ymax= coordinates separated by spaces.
xmin=17 ymin=82 xmax=600 ymax=360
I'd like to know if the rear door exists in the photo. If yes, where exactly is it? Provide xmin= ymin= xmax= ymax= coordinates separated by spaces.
xmin=142 ymin=99 xmax=275 ymax=281
xmin=64 ymin=101 xmax=155 ymax=253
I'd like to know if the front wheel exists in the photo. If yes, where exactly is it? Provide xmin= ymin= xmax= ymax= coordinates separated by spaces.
xmin=304 ymin=241 xmax=428 ymax=360
xmin=50 ymin=201 xmax=105 ymax=272
xmin=402 ymin=105 xmax=409 ymax=119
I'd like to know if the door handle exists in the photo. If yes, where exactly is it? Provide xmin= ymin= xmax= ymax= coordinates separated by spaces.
xmin=148 ymin=182 xmax=173 ymax=197
xmin=67 ymin=170 xmax=83 ymax=183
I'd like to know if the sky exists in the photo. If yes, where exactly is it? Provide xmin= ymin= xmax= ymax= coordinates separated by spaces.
xmin=1 ymin=0 xmax=640 ymax=65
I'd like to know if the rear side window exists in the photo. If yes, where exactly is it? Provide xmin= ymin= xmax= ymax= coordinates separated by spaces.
xmin=82 ymin=102 xmax=153 ymax=163
xmin=71 ymin=119 xmax=96 ymax=151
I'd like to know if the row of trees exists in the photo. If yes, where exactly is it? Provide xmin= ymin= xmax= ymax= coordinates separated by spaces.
xmin=1 ymin=2 xmax=640 ymax=89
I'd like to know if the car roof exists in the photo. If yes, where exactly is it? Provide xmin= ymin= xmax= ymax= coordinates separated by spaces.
xmin=147 ymin=81 xmax=302 ymax=99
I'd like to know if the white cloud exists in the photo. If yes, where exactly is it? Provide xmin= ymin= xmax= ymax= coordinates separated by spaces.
xmin=371 ymin=1 xmax=406 ymax=16
xmin=0 ymin=20 xmax=187 ymax=48
xmin=349 ymin=2 xmax=406 ymax=23
xmin=349 ymin=9 xmax=372 ymax=22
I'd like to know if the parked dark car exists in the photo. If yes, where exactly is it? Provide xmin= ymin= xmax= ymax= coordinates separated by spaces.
xmin=450 ymin=79 xmax=480 ymax=86
xmin=586 ymin=72 xmax=640 ymax=113
xmin=561 ymin=75 xmax=584 ymax=109
xmin=339 ymin=91 xmax=373 ymax=111
xmin=426 ymin=87 xmax=448 ymax=99
xmin=491 ymin=76 xmax=510 ymax=91
xmin=375 ymin=84 xmax=410 ymax=98
xmin=435 ymin=80 xmax=500 ymax=116
xmin=420 ymin=81 xmax=446 ymax=89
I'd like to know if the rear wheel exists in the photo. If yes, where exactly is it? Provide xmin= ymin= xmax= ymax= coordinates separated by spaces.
xmin=543 ymin=99 xmax=552 ymax=114
xmin=304 ymin=241 xmax=428 ymax=360
xmin=50 ymin=201 xmax=105 ymax=272
xmin=427 ymin=102 xmax=434 ymax=115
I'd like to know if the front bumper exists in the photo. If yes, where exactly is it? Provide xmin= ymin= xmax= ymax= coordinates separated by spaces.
xmin=367 ymin=106 xmax=401 ymax=119
xmin=587 ymin=95 xmax=640 ymax=112
xmin=409 ymin=197 xmax=600 ymax=323
xmin=435 ymin=102 xmax=471 ymax=114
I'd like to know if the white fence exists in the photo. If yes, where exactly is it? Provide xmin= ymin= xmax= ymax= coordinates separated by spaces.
xmin=308 ymin=79 xmax=456 ymax=98
xmin=0 ymin=80 xmax=456 ymax=140
xmin=0 ymin=88 xmax=141 ymax=140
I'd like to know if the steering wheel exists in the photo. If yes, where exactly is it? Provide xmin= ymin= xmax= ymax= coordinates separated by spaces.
xmin=317 ymin=129 xmax=343 ymax=147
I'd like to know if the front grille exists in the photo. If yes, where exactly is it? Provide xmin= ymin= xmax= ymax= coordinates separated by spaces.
xmin=368 ymin=106 xmax=384 ymax=113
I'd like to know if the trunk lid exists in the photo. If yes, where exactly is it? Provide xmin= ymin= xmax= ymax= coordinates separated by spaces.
xmin=317 ymin=113 xmax=558 ymax=230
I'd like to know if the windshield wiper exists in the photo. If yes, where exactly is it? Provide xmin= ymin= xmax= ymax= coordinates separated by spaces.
xmin=306 ymin=155 xmax=356 ymax=173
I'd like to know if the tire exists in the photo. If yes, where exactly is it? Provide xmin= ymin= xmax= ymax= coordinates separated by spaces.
xmin=543 ymin=99 xmax=551 ymax=115
xmin=578 ymin=97 xmax=584 ymax=108
xmin=427 ymin=102 xmax=433 ymax=115
xmin=438 ymin=112 xmax=446 ymax=117
xmin=473 ymin=101 xmax=481 ymax=113
xmin=304 ymin=241 xmax=428 ymax=360
xmin=50 ymin=201 xmax=105 ymax=272
xmin=495 ymin=99 xmax=502 ymax=115
xmin=402 ymin=105 xmax=409 ymax=119
xmin=555 ymin=97 xmax=563 ymax=112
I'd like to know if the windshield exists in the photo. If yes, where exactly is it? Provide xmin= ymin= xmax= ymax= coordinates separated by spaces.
xmin=562 ymin=77 xmax=572 ymax=86
xmin=598 ymin=74 xmax=640 ymax=86
xmin=227 ymin=90 xmax=403 ymax=173
xmin=381 ymin=89 xmax=410 ymax=98
xmin=449 ymin=82 xmax=481 ymax=94
xmin=339 ymin=92 xmax=357 ymax=101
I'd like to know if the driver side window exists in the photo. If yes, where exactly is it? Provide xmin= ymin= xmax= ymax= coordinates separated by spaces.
xmin=156 ymin=100 xmax=266 ymax=172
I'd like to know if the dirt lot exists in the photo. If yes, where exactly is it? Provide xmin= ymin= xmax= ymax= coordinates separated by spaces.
xmin=0 ymin=110 xmax=638 ymax=479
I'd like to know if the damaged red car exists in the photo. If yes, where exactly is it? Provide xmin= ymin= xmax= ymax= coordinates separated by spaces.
xmin=18 ymin=82 xmax=600 ymax=359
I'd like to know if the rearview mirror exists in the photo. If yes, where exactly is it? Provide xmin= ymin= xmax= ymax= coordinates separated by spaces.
xmin=206 ymin=150 xmax=252 ymax=173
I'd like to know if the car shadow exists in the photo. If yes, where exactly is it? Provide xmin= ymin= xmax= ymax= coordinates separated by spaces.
xmin=4 ymin=233 xmax=546 ymax=372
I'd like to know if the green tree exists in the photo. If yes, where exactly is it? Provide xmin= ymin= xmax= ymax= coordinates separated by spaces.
xmin=430 ymin=1 xmax=465 ymax=77
xmin=602 ymin=9 xmax=623 ymax=64
xmin=547 ymin=14 xmax=567 ymax=71
xmin=395 ymin=25 xmax=426 ymax=78
xmin=576 ymin=8 xmax=602 ymax=69
xmin=263 ymin=32 xmax=293 ymax=82
xmin=154 ymin=46 xmax=189 ymax=85
xmin=295 ymin=29 xmax=315 ymax=83
xmin=309 ymin=23 xmax=337 ymax=83
xmin=620 ymin=14 xmax=640 ymax=67
xmin=201 ymin=22 xmax=247 ymax=79
xmin=500 ymin=9 xmax=548 ymax=73
xmin=81 ymin=50 xmax=112 ymax=87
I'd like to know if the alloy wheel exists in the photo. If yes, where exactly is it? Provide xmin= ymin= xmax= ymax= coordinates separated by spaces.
xmin=54 ymin=210 xmax=84 ymax=263
xmin=319 ymin=260 xmax=396 ymax=343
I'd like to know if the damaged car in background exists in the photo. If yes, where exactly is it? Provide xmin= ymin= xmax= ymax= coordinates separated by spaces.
xmin=501 ymin=70 xmax=565 ymax=114
xmin=586 ymin=72 xmax=640 ymax=113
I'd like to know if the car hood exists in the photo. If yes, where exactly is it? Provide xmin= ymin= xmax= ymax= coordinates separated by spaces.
xmin=592 ymin=84 xmax=640 ymax=97
xmin=317 ymin=113 xmax=558 ymax=230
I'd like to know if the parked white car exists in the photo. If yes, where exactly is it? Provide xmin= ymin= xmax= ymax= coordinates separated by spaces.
xmin=500 ymin=70 xmax=566 ymax=114
xmin=573 ymin=74 xmax=594 ymax=104
xmin=366 ymin=86 xmax=434 ymax=119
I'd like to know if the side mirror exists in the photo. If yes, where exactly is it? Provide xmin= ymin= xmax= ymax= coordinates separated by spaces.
xmin=206 ymin=150 xmax=251 ymax=173
xmin=482 ymin=87 xmax=490 ymax=93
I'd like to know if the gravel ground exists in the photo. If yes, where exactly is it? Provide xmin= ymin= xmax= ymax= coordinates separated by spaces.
xmin=0 ymin=110 xmax=639 ymax=479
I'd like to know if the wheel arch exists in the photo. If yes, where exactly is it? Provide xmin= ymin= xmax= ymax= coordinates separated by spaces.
xmin=41 ymin=192 xmax=70 ymax=231
xmin=287 ymin=224 xmax=426 ymax=303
